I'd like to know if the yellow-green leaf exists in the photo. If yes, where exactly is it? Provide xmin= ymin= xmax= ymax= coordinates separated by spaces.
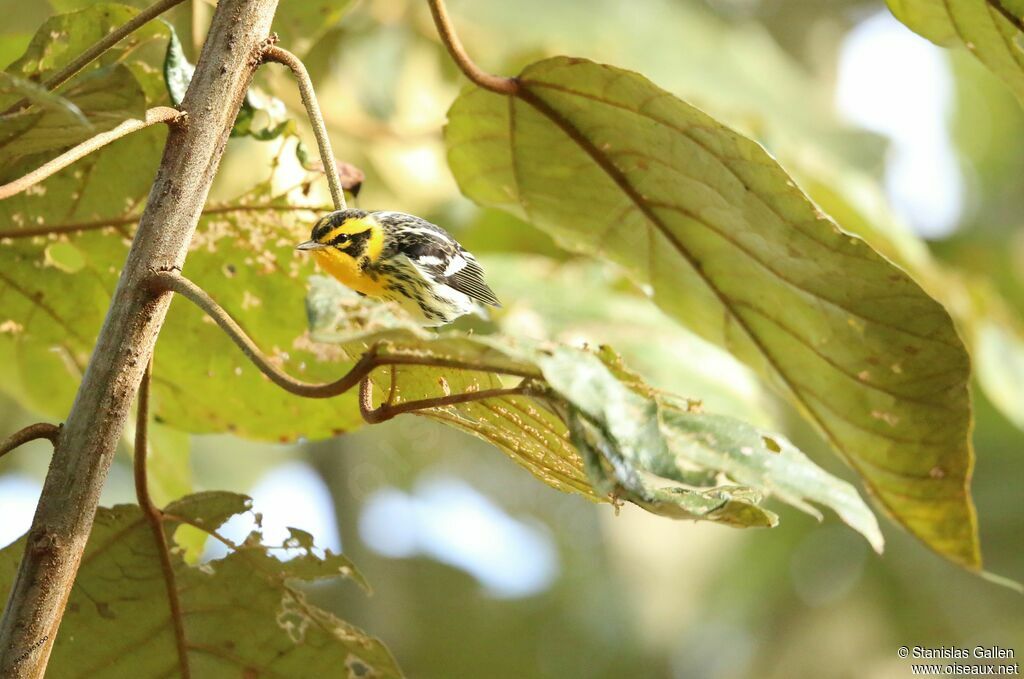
xmin=308 ymin=277 xmax=882 ymax=543
xmin=886 ymin=0 xmax=1024 ymax=103
xmin=445 ymin=56 xmax=978 ymax=567
xmin=0 ymin=492 xmax=401 ymax=678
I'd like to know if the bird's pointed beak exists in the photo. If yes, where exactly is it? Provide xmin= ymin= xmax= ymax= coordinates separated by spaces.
xmin=296 ymin=240 xmax=327 ymax=251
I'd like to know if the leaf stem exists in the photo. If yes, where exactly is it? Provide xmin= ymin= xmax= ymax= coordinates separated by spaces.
xmin=358 ymin=376 xmax=531 ymax=423
xmin=146 ymin=270 xmax=540 ymax=399
xmin=133 ymin=359 xmax=191 ymax=678
xmin=0 ymin=107 xmax=183 ymax=201
xmin=261 ymin=45 xmax=346 ymax=210
xmin=426 ymin=0 xmax=519 ymax=95
xmin=0 ymin=423 xmax=61 ymax=460
xmin=3 ymin=0 xmax=187 ymax=115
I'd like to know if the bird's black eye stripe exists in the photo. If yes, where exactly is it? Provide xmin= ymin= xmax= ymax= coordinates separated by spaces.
xmin=330 ymin=229 xmax=371 ymax=249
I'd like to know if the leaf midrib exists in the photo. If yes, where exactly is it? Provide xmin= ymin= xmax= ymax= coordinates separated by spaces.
xmin=509 ymin=79 xmax=976 ymax=563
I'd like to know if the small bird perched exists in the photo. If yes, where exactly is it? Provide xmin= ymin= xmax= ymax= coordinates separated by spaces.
xmin=297 ymin=208 xmax=501 ymax=326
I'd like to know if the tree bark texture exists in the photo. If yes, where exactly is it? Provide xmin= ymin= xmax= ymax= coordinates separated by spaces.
xmin=0 ymin=0 xmax=280 ymax=675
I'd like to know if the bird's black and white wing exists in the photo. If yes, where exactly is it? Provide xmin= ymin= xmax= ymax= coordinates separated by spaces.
xmin=384 ymin=212 xmax=501 ymax=308
xmin=438 ymin=249 xmax=501 ymax=307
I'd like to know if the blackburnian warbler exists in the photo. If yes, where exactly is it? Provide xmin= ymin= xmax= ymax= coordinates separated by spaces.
xmin=297 ymin=209 xmax=500 ymax=326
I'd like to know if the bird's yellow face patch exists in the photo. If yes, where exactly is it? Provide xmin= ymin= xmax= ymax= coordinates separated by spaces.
xmin=306 ymin=212 xmax=386 ymax=296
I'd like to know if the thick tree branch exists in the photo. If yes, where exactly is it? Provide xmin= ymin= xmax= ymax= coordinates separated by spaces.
xmin=0 ymin=1 xmax=281 ymax=675
xmin=426 ymin=0 xmax=519 ymax=95
xmin=0 ymin=424 xmax=61 ymax=460
xmin=147 ymin=270 xmax=540 ymax=399
xmin=0 ymin=107 xmax=183 ymax=201
xmin=3 ymin=0 xmax=187 ymax=115
xmin=132 ymin=360 xmax=190 ymax=678
xmin=261 ymin=45 xmax=346 ymax=210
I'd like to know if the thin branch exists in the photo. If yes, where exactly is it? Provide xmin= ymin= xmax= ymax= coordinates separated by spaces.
xmin=0 ymin=423 xmax=61 ymax=460
xmin=0 ymin=202 xmax=328 ymax=241
xmin=0 ymin=107 xmax=183 ymax=201
xmin=358 ymin=376 xmax=530 ymax=423
xmin=133 ymin=359 xmax=191 ymax=678
xmin=3 ymin=0 xmax=187 ymax=115
xmin=261 ymin=46 xmax=346 ymax=210
xmin=146 ymin=270 xmax=540 ymax=397
xmin=426 ymin=0 xmax=519 ymax=95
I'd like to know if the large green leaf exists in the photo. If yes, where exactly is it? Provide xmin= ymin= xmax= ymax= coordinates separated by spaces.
xmin=4 ymin=3 xmax=168 ymax=87
xmin=308 ymin=276 xmax=882 ymax=546
xmin=483 ymin=255 xmax=771 ymax=425
xmin=0 ymin=492 xmax=401 ymax=677
xmin=795 ymin=155 xmax=1024 ymax=434
xmin=0 ymin=64 xmax=147 ymax=178
xmin=887 ymin=0 xmax=1024 ymax=102
xmin=445 ymin=56 xmax=978 ymax=567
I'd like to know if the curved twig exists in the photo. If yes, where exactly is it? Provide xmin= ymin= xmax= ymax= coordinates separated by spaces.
xmin=261 ymin=46 xmax=346 ymax=210
xmin=426 ymin=0 xmax=519 ymax=95
xmin=132 ymin=359 xmax=190 ymax=678
xmin=358 ymin=375 xmax=531 ymax=423
xmin=146 ymin=270 xmax=539 ymax=399
xmin=0 ymin=107 xmax=183 ymax=201
xmin=0 ymin=423 xmax=61 ymax=460
xmin=3 ymin=0 xmax=187 ymax=115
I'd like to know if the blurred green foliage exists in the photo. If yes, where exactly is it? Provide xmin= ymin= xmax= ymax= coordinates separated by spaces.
xmin=1 ymin=0 xmax=1023 ymax=677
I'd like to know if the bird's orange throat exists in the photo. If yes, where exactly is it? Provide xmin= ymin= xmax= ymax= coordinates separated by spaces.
xmin=313 ymin=248 xmax=388 ymax=297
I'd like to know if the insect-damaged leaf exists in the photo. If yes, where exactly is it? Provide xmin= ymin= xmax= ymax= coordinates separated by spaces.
xmin=306 ymin=276 xmax=882 ymax=546
xmin=542 ymin=346 xmax=883 ymax=549
xmin=444 ymin=57 xmax=976 ymax=567
xmin=0 ymin=492 xmax=401 ymax=678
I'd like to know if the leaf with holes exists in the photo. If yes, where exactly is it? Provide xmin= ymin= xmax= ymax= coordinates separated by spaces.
xmin=445 ymin=56 xmax=977 ymax=567
xmin=307 ymin=275 xmax=882 ymax=545
xmin=0 ymin=492 xmax=401 ymax=678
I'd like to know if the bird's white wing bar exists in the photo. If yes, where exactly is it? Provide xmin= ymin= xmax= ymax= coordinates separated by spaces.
xmin=443 ymin=254 xmax=468 ymax=276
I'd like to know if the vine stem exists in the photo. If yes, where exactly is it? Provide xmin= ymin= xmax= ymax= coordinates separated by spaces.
xmin=0 ymin=424 xmax=61 ymax=460
xmin=3 ymin=0 xmax=187 ymax=115
xmin=358 ymin=378 xmax=530 ymax=423
xmin=0 ymin=1 xmax=281 ymax=674
xmin=133 ymin=359 xmax=190 ymax=678
xmin=147 ymin=270 xmax=541 ymax=401
xmin=0 ymin=107 xmax=183 ymax=201
xmin=261 ymin=46 xmax=346 ymax=211
xmin=426 ymin=0 xmax=518 ymax=95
